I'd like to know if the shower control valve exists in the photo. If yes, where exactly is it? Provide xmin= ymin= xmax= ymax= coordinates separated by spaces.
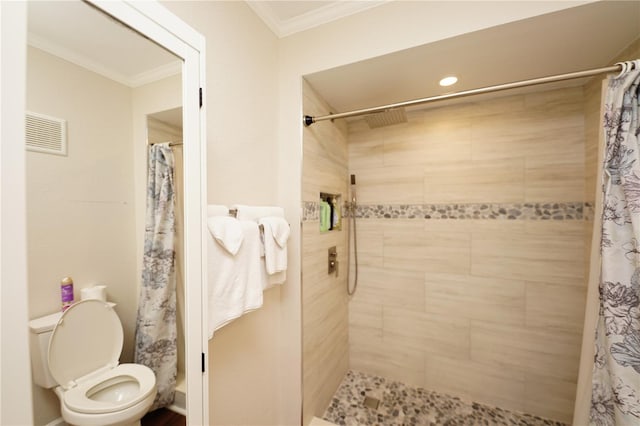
xmin=328 ymin=246 xmax=338 ymax=276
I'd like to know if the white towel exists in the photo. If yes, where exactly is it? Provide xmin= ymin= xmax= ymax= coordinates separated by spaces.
xmin=262 ymin=269 xmax=286 ymax=289
xmin=260 ymin=267 xmax=286 ymax=290
xmin=207 ymin=216 xmax=243 ymax=255
xmin=207 ymin=220 xmax=263 ymax=338
xmin=258 ymin=216 xmax=289 ymax=275
xmin=233 ymin=205 xmax=284 ymax=221
xmin=207 ymin=204 xmax=229 ymax=217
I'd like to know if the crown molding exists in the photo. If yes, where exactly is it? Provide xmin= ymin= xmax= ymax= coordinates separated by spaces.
xmin=129 ymin=61 xmax=181 ymax=88
xmin=247 ymin=1 xmax=390 ymax=38
xmin=27 ymin=32 xmax=180 ymax=88
xmin=246 ymin=1 xmax=283 ymax=37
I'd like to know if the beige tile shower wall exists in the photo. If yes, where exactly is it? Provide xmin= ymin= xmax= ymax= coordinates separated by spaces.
xmin=302 ymin=80 xmax=350 ymax=425
xmin=583 ymin=74 xmax=603 ymax=275
xmin=347 ymin=87 xmax=588 ymax=424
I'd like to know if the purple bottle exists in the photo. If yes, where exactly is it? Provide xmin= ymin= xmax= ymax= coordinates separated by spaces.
xmin=61 ymin=276 xmax=74 ymax=312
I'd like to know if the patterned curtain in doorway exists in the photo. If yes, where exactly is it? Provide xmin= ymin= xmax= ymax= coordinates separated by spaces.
xmin=134 ymin=143 xmax=177 ymax=410
xmin=590 ymin=61 xmax=640 ymax=425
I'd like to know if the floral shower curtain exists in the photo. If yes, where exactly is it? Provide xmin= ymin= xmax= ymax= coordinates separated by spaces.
xmin=591 ymin=61 xmax=640 ymax=425
xmin=134 ymin=143 xmax=177 ymax=410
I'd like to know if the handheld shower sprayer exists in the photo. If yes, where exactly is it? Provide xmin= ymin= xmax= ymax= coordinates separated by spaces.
xmin=348 ymin=174 xmax=358 ymax=296
xmin=350 ymin=174 xmax=357 ymax=204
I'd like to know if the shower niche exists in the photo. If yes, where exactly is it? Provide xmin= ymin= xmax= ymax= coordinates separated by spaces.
xmin=319 ymin=192 xmax=342 ymax=232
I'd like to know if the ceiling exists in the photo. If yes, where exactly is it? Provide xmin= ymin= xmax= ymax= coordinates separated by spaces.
xmin=26 ymin=1 xmax=639 ymax=115
xmin=27 ymin=0 xmax=181 ymax=88
xmin=29 ymin=0 xmax=362 ymax=87
xmin=304 ymin=1 xmax=640 ymax=116
xmin=149 ymin=107 xmax=183 ymax=130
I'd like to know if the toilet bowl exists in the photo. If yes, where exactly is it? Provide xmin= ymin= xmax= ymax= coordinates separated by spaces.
xmin=29 ymin=299 xmax=157 ymax=426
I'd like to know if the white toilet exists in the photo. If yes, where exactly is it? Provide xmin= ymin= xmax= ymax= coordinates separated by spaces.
xmin=29 ymin=299 xmax=157 ymax=426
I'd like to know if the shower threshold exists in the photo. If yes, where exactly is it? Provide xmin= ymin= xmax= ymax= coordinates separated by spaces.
xmin=167 ymin=371 xmax=186 ymax=416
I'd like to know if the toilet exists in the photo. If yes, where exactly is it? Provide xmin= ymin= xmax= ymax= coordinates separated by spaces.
xmin=29 ymin=299 xmax=157 ymax=426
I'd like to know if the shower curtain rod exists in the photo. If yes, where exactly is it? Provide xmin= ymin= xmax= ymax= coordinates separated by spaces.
xmin=148 ymin=140 xmax=183 ymax=146
xmin=303 ymin=63 xmax=626 ymax=126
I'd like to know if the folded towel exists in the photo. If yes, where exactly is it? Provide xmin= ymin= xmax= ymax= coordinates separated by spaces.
xmin=258 ymin=216 xmax=289 ymax=275
xmin=259 ymin=216 xmax=289 ymax=248
xmin=208 ymin=204 xmax=229 ymax=217
xmin=261 ymin=268 xmax=286 ymax=290
xmin=207 ymin=216 xmax=243 ymax=255
xmin=207 ymin=220 xmax=263 ymax=337
xmin=233 ymin=205 xmax=284 ymax=221
xmin=268 ymin=270 xmax=286 ymax=286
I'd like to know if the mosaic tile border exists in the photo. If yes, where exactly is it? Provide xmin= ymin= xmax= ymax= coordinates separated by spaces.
xmin=303 ymin=201 xmax=320 ymax=222
xmin=303 ymin=201 xmax=594 ymax=222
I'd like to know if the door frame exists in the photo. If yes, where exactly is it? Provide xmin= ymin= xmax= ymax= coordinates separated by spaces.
xmin=0 ymin=1 xmax=208 ymax=424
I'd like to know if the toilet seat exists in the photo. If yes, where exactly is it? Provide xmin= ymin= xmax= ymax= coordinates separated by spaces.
xmin=48 ymin=300 xmax=124 ymax=390
xmin=63 ymin=363 xmax=156 ymax=414
xmin=47 ymin=300 xmax=157 ymax=418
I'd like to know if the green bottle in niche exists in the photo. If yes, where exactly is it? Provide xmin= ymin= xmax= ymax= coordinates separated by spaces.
xmin=332 ymin=197 xmax=341 ymax=230
xmin=320 ymin=200 xmax=330 ymax=232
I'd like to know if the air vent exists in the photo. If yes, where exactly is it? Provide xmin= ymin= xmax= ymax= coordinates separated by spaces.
xmin=26 ymin=112 xmax=67 ymax=156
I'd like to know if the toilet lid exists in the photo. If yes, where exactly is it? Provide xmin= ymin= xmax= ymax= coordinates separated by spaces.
xmin=48 ymin=299 xmax=123 ymax=389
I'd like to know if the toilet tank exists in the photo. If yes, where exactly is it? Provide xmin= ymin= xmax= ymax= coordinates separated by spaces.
xmin=29 ymin=311 xmax=63 ymax=388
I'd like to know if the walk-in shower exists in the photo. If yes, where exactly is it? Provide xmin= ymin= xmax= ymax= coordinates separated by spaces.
xmin=300 ymin=3 xmax=640 ymax=422
xmin=302 ymin=58 xmax=640 ymax=426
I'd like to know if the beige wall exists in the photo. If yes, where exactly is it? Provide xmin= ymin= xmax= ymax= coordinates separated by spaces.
xmin=347 ymin=87 xmax=588 ymax=423
xmin=159 ymin=2 xmax=292 ymax=425
xmin=147 ymin=117 xmax=182 ymax=145
xmin=301 ymin=81 xmax=349 ymax=425
xmin=26 ymin=46 xmax=136 ymax=425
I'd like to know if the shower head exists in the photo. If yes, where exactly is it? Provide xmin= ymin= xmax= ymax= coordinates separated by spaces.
xmin=363 ymin=108 xmax=407 ymax=129
xmin=349 ymin=174 xmax=357 ymax=204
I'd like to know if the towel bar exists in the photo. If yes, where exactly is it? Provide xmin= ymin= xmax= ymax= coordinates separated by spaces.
xmin=228 ymin=208 xmax=264 ymax=232
xmin=226 ymin=208 xmax=289 ymax=232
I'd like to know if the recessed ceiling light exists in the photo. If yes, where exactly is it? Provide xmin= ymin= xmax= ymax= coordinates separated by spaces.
xmin=439 ymin=76 xmax=458 ymax=87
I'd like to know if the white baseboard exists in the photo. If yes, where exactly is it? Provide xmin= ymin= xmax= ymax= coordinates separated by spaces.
xmin=167 ymin=404 xmax=187 ymax=416
xmin=45 ymin=417 xmax=67 ymax=426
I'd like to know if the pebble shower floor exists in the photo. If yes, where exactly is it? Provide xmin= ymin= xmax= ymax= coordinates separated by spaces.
xmin=323 ymin=370 xmax=568 ymax=426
